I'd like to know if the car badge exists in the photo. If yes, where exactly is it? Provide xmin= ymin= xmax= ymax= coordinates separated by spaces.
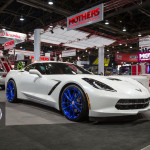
xmin=136 ymin=89 xmax=142 ymax=92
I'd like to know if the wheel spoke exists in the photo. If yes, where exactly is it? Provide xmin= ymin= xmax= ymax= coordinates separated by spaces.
xmin=62 ymin=102 xmax=71 ymax=105
xmin=72 ymin=107 xmax=75 ymax=118
xmin=74 ymin=93 xmax=79 ymax=101
xmin=72 ymin=89 xmax=76 ymax=99
xmin=75 ymin=102 xmax=82 ymax=106
xmin=67 ymin=89 xmax=72 ymax=99
xmin=74 ymin=105 xmax=82 ymax=112
xmin=64 ymin=93 xmax=72 ymax=101
xmin=63 ymin=104 xmax=72 ymax=110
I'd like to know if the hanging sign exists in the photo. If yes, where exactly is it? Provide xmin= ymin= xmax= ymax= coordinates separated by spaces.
xmin=138 ymin=52 xmax=150 ymax=62
xmin=0 ymin=30 xmax=26 ymax=40
xmin=67 ymin=4 xmax=104 ymax=31
xmin=139 ymin=36 xmax=150 ymax=52
xmin=62 ymin=49 xmax=76 ymax=57
xmin=31 ymin=56 xmax=50 ymax=62
xmin=115 ymin=53 xmax=138 ymax=63
xmin=4 ymin=40 xmax=15 ymax=50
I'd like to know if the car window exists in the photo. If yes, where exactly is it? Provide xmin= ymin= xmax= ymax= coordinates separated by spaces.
xmin=28 ymin=62 xmax=91 ymax=75
xmin=25 ymin=64 xmax=37 ymax=71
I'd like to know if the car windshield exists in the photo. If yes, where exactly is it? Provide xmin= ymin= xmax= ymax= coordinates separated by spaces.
xmin=35 ymin=62 xmax=91 ymax=75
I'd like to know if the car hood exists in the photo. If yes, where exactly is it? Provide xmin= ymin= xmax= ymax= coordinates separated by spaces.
xmin=44 ymin=74 xmax=150 ymax=96
xmin=79 ymin=74 xmax=150 ymax=97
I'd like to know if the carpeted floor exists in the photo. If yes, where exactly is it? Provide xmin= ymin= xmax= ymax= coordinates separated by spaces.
xmin=1 ymin=89 xmax=150 ymax=150
xmin=0 ymin=119 xmax=150 ymax=150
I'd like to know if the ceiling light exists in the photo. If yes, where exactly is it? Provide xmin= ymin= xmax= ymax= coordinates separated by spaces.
xmin=105 ymin=20 xmax=109 ymax=25
xmin=119 ymin=43 xmax=122 ymax=45
xmin=130 ymin=46 xmax=133 ymax=48
xmin=107 ymin=49 xmax=109 ymax=51
xmin=20 ymin=15 xmax=24 ymax=21
xmin=2 ymin=28 xmax=6 ymax=31
xmin=20 ymin=46 xmax=23 ymax=49
xmin=50 ymin=45 xmax=52 ymax=48
xmin=120 ymin=20 xmax=122 ymax=23
xmin=125 ymin=44 xmax=128 ymax=46
xmin=86 ymin=50 xmax=88 ymax=52
xmin=48 ymin=0 xmax=53 ymax=5
xmin=123 ymin=27 xmax=126 ymax=32
xmin=49 ymin=25 xmax=53 ymax=28
xmin=117 ymin=51 xmax=119 ymax=53
xmin=138 ymin=32 xmax=142 ymax=37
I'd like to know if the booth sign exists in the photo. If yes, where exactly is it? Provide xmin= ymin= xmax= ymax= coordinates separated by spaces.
xmin=67 ymin=4 xmax=103 ymax=31
xmin=0 ymin=30 xmax=26 ymax=40
xmin=138 ymin=52 xmax=150 ymax=62
xmin=62 ymin=49 xmax=76 ymax=57
xmin=4 ymin=40 xmax=15 ymax=50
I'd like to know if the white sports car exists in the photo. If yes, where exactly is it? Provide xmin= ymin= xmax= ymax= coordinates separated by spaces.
xmin=5 ymin=61 xmax=150 ymax=121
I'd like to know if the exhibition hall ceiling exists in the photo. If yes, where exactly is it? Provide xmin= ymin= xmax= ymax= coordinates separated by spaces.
xmin=0 ymin=0 xmax=150 ymax=56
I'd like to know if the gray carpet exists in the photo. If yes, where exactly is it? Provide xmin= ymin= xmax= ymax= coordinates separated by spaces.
xmin=1 ymin=89 xmax=150 ymax=150
xmin=0 ymin=119 xmax=150 ymax=150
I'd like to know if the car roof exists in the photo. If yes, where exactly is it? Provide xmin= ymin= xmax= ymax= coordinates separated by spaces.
xmin=32 ymin=61 xmax=73 ymax=64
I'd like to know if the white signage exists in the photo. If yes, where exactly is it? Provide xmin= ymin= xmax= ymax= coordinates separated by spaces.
xmin=139 ymin=36 xmax=150 ymax=52
xmin=62 ymin=49 xmax=76 ymax=57
xmin=138 ymin=52 xmax=150 ymax=62
xmin=0 ymin=30 xmax=26 ymax=41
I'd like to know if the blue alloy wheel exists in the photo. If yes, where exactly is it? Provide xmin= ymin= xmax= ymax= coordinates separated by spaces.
xmin=6 ymin=80 xmax=17 ymax=103
xmin=61 ymin=86 xmax=84 ymax=120
xmin=7 ymin=81 xmax=15 ymax=102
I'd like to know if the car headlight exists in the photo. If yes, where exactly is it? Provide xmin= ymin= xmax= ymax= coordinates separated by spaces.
xmin=82 ymin=78 xmax=117 ymax=92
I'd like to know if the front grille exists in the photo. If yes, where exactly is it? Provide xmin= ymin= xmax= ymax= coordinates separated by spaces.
xmin=115 ymin=98 xmax=150 ymax=110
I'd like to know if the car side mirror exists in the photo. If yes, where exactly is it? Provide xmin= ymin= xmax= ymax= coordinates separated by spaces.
xmin=29 ymin=69 xmax=42 ymax=78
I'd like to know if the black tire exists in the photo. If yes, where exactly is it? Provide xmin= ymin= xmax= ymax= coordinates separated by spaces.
xmin=60 ymin=84 xmax=88 ymax=122
xmin=6 ymin=80 xmax=18 ymax=103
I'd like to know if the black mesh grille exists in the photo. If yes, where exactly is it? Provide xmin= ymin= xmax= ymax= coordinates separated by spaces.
xmin=115 ymin=98 xmax=150 ymax=110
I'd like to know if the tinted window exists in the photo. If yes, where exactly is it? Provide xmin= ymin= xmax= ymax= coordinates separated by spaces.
xmin=27 ymin=63 xmax=91 ymax=75
xmin=25 ymin=64 xmax=37 ymax=71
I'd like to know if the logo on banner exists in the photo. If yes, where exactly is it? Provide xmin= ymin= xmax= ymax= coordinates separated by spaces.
xmin=0 ymin=31 xmax=5 ymax=36
xmin=138 ymin=52 xmax=150 ymax=62
xmin=4 ymin=40 xmax=15 ymax=50
xmin=67 ymin=4 xmax=103 ymax=30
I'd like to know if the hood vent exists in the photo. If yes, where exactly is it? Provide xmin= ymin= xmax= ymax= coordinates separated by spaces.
xmin=107 ymin=78 xmax=122 ymax=81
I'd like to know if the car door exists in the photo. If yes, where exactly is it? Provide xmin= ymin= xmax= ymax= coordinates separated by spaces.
xmin=18 ymin=63 xmax=57 ymax=97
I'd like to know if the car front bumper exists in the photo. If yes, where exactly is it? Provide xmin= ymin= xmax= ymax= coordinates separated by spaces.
xmin=85 ymin=88 xmax=150 ymax=118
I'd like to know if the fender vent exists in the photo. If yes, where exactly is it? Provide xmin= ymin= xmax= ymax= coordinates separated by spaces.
xmin=107 ymin=78 xmax=122 ymax=81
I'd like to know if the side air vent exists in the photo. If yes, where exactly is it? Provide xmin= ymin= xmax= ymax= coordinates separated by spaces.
xmin=107 ymin=78 xmax=122 ymax=81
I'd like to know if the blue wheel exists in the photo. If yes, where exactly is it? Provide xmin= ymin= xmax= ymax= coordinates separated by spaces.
xmin=6 ymin=80 xmax=17 ymax=103
xmin=61 ymin=85 xmax=88 ymax=121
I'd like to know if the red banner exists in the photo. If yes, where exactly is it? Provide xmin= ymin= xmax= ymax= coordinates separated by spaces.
xmin=115 ymin=52 xmax=138 ymax=63
xmin=31 ymin=56 xmax=50 ymax=62
xmin=4 ymin=40 xmax=15 ymax=50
